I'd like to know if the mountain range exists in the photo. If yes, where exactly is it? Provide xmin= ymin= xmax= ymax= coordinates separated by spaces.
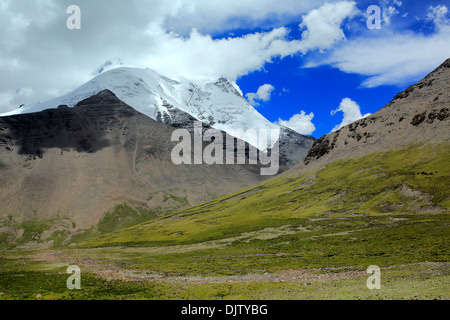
xmin=1 ymin=58 xmax=448 ymax=249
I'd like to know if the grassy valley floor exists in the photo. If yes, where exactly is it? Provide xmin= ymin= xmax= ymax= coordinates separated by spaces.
xmin=0 ymin=143 xmax=448 ymax=300
xmin=0 ymin=213 xmax=448 ymax=300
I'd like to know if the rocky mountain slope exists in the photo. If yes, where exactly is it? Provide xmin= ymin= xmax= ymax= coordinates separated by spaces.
xmin=0 ymin=90 xmax=271 ymax=247
xmin=302 ymin=58 xmax=450 ymax=171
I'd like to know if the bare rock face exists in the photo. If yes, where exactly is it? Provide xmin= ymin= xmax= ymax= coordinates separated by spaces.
xmin=302 ymin=58 xmax=450 ymax=168
xmin=278 ymin=126 xmax=316 ymax=168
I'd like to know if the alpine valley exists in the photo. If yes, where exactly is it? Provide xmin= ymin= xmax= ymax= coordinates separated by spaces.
xmin=0 ymin=59 xmax=448 ymax=300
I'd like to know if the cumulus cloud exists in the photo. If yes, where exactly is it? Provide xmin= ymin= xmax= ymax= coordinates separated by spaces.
xmin=276 ymin=111 xmax=316 ymax=135
xmin=298 ymin=1 xmax=358 ymax=52
xmin=246 ymin=84 xmax=275 ymax=106
xmin=330 ymin=98 xmax=371 ymax=132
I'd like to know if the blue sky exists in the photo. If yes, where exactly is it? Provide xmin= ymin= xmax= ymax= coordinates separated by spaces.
xmin=0 ymin=0 xmax=449 ymax=139
xmin=233 ymin=0 xmax=450 ymax=138
xmin=237 ymin=56 xmax=401 ymax=138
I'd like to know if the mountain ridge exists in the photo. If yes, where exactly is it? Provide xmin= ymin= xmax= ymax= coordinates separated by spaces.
xmin=301 ymin=57 xmax=450 ymax=172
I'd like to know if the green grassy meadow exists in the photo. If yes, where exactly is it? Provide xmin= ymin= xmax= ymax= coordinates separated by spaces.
xmin=0 ymin=142 xmax=448 ymax=300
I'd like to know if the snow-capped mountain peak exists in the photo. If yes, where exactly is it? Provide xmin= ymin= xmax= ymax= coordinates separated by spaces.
xmin=1 ymin=67 xmax=281 ymax=148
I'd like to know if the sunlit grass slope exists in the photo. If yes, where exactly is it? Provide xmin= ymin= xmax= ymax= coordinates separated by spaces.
xmin=80 ymin=142 xmax=449 ymax=248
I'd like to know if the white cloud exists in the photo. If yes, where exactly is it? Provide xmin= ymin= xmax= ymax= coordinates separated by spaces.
xmin=276 ymin=111 xmax=316 ymax=135
xmin=142 ymin=1 xmax=358 ymax=79
xmin=163 ymin=0 xmax=337 ymax=35
xmin=306 ymin=21 xmax=450 ymax=88
xmin=142 ymin=27 xmax=298 ymax=81
xmin=380 ymin=0 xmax=403 ymax=25
xmin=298 ymin=1 xmax=358 ymax=52
xmin=279 ymin=88 xmax=290 ymax=96
xmin=427 ymin=4 xmax=449 ymax=29
xmin=246 ymin=84 xmax=275 ymax=106
xmin=330 ymin=98 xmax=370 ymax=132
xmin=383 ymin=6 xmax=399 ymax=24
xmin=304 ymin=3 xmax=450 ymax=88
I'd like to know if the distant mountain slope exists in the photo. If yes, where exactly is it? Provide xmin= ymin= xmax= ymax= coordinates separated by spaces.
xmin=0 ymin=90 xmax=270 ymax=247
xmin=1 ymin=67 xmax=314 ymax=167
